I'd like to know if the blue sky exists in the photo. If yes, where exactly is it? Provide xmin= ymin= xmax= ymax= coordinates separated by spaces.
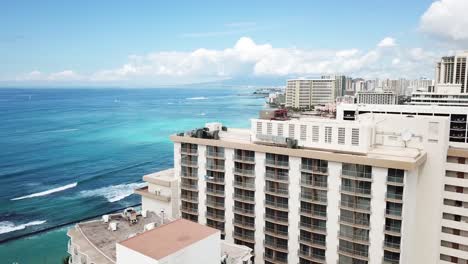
xmin=1 ymin=0 xmax=467 ymax=87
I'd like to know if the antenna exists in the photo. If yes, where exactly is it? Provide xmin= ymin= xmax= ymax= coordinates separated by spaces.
xmin=401 ymin=130 xmax=413 ymax=147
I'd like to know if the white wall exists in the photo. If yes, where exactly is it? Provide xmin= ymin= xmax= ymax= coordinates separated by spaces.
xmin=224 ymin=148 xmax=235 ymax=243
xmin=254 ymin=152 xmax=266 ymax=264
xmin=326 ymin=162 xmax=341 ymax=263
xmin=116 ymin=243 xmax=159 ymax=264
xmin=288 ymin=156 xmax=301 ymax=264
xmin=368 ymin=167 xmax=387 ymax=263
xmin=198 ymin=145 xmax=207 ymax=225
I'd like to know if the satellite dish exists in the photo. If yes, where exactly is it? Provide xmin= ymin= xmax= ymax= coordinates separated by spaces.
xmin=401 ymin=130 xmax=413 ymax=147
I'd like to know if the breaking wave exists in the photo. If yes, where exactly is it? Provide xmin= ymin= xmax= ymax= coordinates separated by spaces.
xmin=11 ymin=182 xmax=78 ymax=201
xmin=0 ymin=220 xmax=47 ymax=235
xmin=79 ymin=182 xmax=146 ymax=203
xmin=186 ymin=96 xmax=208 ymax=100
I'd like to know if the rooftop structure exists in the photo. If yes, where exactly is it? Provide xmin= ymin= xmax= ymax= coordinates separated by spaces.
xmin=356 ymin=91 xmax=396 ymax=105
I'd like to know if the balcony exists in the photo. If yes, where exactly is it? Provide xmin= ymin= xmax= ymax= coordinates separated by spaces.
xmin=181 ymin=159 xmax=198 ymax=167
xmin=206 ymin=163 xmax=225 ymax=171
xmin=265 ymin=171 xmax=289 ymax=183
xmin=384 ymin=241 xmax=401 ymax=251
xmin=298 ymin=250 xmax=326 ymax=263
xmin=299 ymin=207 xmax=327 ymax=219
xmin=234 ymin=154 xmax=255 ymax=163
xmin=341 ymin=170 xmax=372 ymax=181
xmin=299 ymin=222 xmax=326 ymax=234
xmin=206 ymin=200 xmax=225 ymax=209
xmin=233 ymin=218 xmax=255 ymax=230
xmin=339 ymin=216 xmax=370 ymax=228
xmin=264 ymin=227 xmax=288 ymax=239
xmin=264 ymin=252 xmax=288 ymax=264
xmin=385 ymin=208 xmax=402 ymax=219
xmin=265 ymin=214 xmax=288 ymax=224
xmin=206 ymin=188 xmax=225 ymax=197
xmin=205 ymin=176 xmax=225 ymax=184
xmin=181 ymin=194 xmax=198 ymax=202
xmin=341 ymin=185 xmax=371 ymax=197
xmin=206 ymin=211 xmax=225 ymax=222
xmin=181 ymin=171 xmax=198 ymax=179
xmin=181 ymin=147 xmax=197 ymax=155
xmin=339 ymin=231 xmax=369 ymax=244
xmin=233 ymin=180 xmax=255 ymax=190
xmin=134 ymin=186 xmax=171 ymax=202
xmin=206 ymin=150 xmax=225 ymax=159
xmin=233 ymin=193 xmax=255 ymax=203
xmin=234 ymin=206 xmax=254 ymax=216
xmin=234 ymin=167 xmax=255 ymax=177
xmin=181 ymin=205 xmax=198 ymax=214
xmin=181 ymin=183 xmax=198 ymax=191
xmin=300 ymin=193 xmax=327 ymax=205
xmin=300 ymin=178 xmax=327 ymax=189
xmin=264 ymin=238 xmax=288 ymax=252
xmin=301 ymin=164 xmax=328 ymax=175
xmin=387 ymin=176 xmax=404 ymax=186
xmin=233 ymin=230 xmax=255 ymax=242
xmin=265 ymin=200 xmax=289 ymax=211
xmin=299 ymin=235 xmax=326 ymax=248
xmin=385 ymin=224 xmax=401 ymax=235
xmin=265 ymin=186 xmax=289 ymax=197
xmin=265 ymin=159 xmax=289 ymax=169
xmin=338 ymin=245 xmax=368 ymax=259
xmin=386 ymin=192 xmax=403 ymax=201
xmin=340 ymin=200 xmax=371 ymax=212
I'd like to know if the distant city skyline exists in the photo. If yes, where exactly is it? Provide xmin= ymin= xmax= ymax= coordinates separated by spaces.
xmin=1 ymin=0 xmax=467 ymax=87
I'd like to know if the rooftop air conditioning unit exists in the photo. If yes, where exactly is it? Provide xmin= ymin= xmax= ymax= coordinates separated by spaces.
xmin=109 ymin=222 xmax=118 ymax=231
xmin=144 ymin=223 xmax=155 ymax=231
xmin=141 ymin=210 xmax=147 ymax=218
xmin=102 ymin=215 xmax=109 ymax=223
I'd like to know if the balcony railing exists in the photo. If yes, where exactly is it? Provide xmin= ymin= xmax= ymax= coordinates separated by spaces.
xmin=386 ymin=192 xmax=403 ymax=200
xmin=205 ymin=176 xmax=224 ymax=184
xmin=181 ymin=159 xmax=198 ymax=167
xmin=339 ymin=231 xmax=369 ymax=242
xmin=301 ymin=164 xmax=328 ymax=174
xmin=299 ymin=235 xmax=326 ymax=246
xmin=234 ymin=167 xmax=255 ymax=176
xmin=233 ymin=218 xmax=255 ymax=228
xmin=234 ymin=193 xmax=255 ymax=202
xmin=206 ymin=200 xmax=225 ymax=209
xmin=385 ymin=208 xmax=402 ymax=217
xmin=206 ymin=211 xmax=225 ymax=221
xmin=181 ymin=147 xmax=197 ymax=154
xmin=301 ymin=178 xmax=327 ymax=188
xmin=265 ymin=238 xmax=288 ymax=250
xmin=301 ymin=193 xmax=327 ymax=203
xmin=207 ymin=163 xmax=225 ymax=171
xmin=298 ymin=249 xmax=326 ymax=261
xmin=265 ymin=171 xmax=289 ymax=182
xmin=206 ymin=150 xmax=225 ymax=158
xmin=264 ymin=253 xmax=288 ymax=263
xmin=181 ymin=194 xmax=198 ymax=202
xmin=181 ymin=206 xmax=197 ymax=213
xmin=265 ymin=214 xmax=288 ymax=224
xmin=341 ymin=185 xmax=371 ymax=196
xmin=300 ymin=207 xmax=327 ymax=218
xmin=234 ymin=154 xmax=255 ymax=163
xmin=265 ymin=199 xmax=289 ymax=209
xmin=341 ymin=170 xmax=372 ymax=180
xmin=181 ymin=171 xmax=198 ymax=179
xmin=339 ymin=216 xmax=370 ymax=227
xmin=234 ymin=206 xmax=254 ymax=215
xmin=338 ymin=245 xmax=368 ymax=257
xmin=387 ymin=176 xmax=404 ymax=184
xmin=181 ymin=183 xmax=198 ymax=190
xmin=385 ymin=224 xmax=401 ymax=234
xmin=233 ymin=231 xmax=254 ymax=241
xmin=299 ymin=221 xmax=326 ymax=232
xmin=265 ymin=159 xmax=289 ymax=168
xmin=233 ymin=180 xmax=255 ymax=189
xmin=265 ymin=186 xmax=289 ymax=196
xmin=265 ymin=227 xmax=288 ymax=238
xmin=384 ymin=240 xmax=401 ymax=249
xmin=206 ymin=188 xmax=225 ymax=196
xmin=340 ymin=200 xmax=371 ymax=211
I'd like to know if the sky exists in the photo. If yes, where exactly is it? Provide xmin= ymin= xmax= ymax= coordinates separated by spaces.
xmin=1 ymin=0 xmax=468 ymax=87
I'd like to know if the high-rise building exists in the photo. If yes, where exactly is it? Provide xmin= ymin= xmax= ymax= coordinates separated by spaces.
xmin=285 ymin=78 xmax=336 ymax=109
xmin=435 ymin=52 xmax=468 ymax=93
xmin=170 ymin=111 xmax=453 ymax=264
xmin=337 ymin=103 xmax=468 ymax=263
xmin=356 ymin=91 xmax=396 ymax=105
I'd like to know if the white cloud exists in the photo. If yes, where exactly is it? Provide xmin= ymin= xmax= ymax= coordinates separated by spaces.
xmin=378 ymin=37 xmax=397 ymax=48
xmin=420 ymin=0 xmax=468 ymax=44
xmin=16 ymin=70 xmax=82 ymax=82
xmin=17 ymin=36 xmax=438 ymax=85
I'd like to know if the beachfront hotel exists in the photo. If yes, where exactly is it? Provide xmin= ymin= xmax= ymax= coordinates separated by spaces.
xmin=167 ymin=106 xmax=463 ymax=264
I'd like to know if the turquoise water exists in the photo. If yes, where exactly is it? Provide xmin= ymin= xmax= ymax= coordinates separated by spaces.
xmin=0 ymin=88 xmax=266 ymax=264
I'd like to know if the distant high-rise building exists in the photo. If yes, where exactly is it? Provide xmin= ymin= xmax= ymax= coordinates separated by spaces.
xmin=285 ymin=78 xmax=336 ymax=109
xmin=435 ymin=51 xmax=468 ymax=93
xmin=356 ymin=91 xmax=396 ymax=105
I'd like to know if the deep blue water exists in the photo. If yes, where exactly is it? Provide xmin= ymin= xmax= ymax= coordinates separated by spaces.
xmin=0 ymin=88 xmax=266 ymax=263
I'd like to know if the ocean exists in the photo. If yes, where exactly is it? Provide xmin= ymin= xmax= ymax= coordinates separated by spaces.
xmin=0 ymin=87 xmax=266 ymax=264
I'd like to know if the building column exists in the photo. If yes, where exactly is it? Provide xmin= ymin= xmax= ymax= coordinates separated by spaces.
xmin=224 ymin=148 xmax=235 ymax=243
xmin=198 ymin=145 xmax=207 ymax=225
xmin=369 ymin=167 xmax=387 ymax=263
xmin=326 ymin=161 xmax=341 ymax=263
xmin=254 ymin=152 xmax=266 ymax=264
xmin=288 ymin=156 xmax=301 ymax=264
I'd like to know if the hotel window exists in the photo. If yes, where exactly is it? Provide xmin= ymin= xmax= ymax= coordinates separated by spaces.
xmin=312 ymin=126 xmax=319 ymax=142
xmin=338 ymin=127 xmax=345 ymax=145
xmin=278 ymin=124 xmax=284 ymax=136
xmin=300 ymin=125 xmax=307 ymax=140
xmin=325 ymin=127 xmax=332 ymax=143
xmin=267 ymin=122 xmax=273 ymax=135
xmin=289 ymin=124 xmax=295 ymax=138
xmin=256 ymin=122 xmax=262 ymax=134
xmin=351 ymin=128 xmax=359 ymax=146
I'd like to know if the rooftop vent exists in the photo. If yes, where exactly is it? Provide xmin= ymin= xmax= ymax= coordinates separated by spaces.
xmin=102 ymin=215 xmax=109 ymax=223
xmin=108 ymin=222 xmax=118 ymax=231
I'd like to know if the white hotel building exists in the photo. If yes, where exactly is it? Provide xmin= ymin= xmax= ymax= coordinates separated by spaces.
xmin=170 ymin=111 xmax=454 ymax=264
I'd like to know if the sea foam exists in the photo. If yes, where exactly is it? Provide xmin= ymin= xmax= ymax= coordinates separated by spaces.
xmin=11 ymin=182 xmax=78 ymax=201
xmin=79 ymin=182 xmax=145 ymax=203
xmin=0 ymin=220 xmax=46 ymax=235
xmin=186 ymin=96 xmax=208 ymax=100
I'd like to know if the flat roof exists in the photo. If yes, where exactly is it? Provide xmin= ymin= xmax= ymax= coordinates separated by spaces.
xmin=67 ymin=211 xmax=163 ymax=262
xmin=142 ymin=168 xmax=176 ymax=186
xmin=119 ymin=219 xmax=219 ymax=260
